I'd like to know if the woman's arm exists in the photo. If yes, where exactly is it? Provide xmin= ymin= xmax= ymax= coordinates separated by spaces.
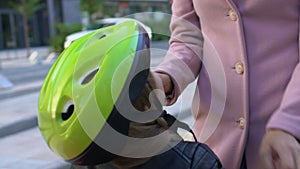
xmin=154 ymin=0 xmax=203 ymax=105
xmin=260 ymin=18 xmax=300 ymax=169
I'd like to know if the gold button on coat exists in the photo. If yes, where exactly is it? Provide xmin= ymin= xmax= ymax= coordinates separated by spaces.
xmin=235 ymin=62 xmax=244 ymax=74
xmin=237 ymin=117 xmax=245 ymax=129
xmin=229 ymin=9 xmax=238 ymax=21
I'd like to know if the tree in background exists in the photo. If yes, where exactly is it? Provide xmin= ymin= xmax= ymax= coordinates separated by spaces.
xmin=48 ymin=23 xmax=81 ymax=53
xmin=80 ymin=0 xmax=103 ymax=24
xmin=8 ymin=0 xmax=43 ymax=57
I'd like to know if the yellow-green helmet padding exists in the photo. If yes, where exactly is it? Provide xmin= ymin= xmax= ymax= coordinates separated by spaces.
xmin=38 ymin=20 xmax=150 ymax=165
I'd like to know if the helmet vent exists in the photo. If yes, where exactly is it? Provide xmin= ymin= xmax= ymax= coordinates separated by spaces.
xmin=81 ymin=68 xmax=99 ymax=85
xmin=99 ymin=34 xmax=106 ymax=39
xmin=62 ymin=102 xmax=74 ymax=121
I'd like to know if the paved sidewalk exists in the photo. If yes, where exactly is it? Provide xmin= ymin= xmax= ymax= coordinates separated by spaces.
xmin=0 ymin=127 xmax=70 ymax=169
xmin=0 ymin=46 xmax=51 ymax=61
xmin=0 ymin=92 xmax=40 ymax=137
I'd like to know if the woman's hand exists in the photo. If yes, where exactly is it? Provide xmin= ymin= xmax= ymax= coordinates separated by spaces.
xmin=148 ymin=71 xmax=173 ymax=105
xmin=259 ymin=129 xmax=300 ymax=169
xmin=133 ymin=71 xmax=172 ymax=111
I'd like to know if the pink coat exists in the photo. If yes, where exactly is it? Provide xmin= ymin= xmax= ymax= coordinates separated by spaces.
xmin=155 ymin=0 xmax=300 ymax=169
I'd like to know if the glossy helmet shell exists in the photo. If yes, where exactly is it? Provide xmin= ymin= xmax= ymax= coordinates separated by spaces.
xmin=38 ymin=20 xmax=150 ymax=165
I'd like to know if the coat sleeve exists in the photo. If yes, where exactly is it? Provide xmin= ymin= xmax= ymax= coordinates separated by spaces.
xmin=154 ymin=0 xmax=203 ymax=105
xmin=266 ymin=20 xmax=300 ymax=140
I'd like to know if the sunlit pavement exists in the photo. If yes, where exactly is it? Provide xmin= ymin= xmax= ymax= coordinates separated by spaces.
xmin=0 ymin=41 xmax=196 ymax=168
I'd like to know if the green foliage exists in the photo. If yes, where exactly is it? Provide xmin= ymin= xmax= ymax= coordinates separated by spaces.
xmin=152 ymin=33 xmax=170 ymax=41
xmin=8 ymin=0 xmax=43 ymax=17
xmin=48 ymin=35 xmax=64 ymax=54
xmin=80 ymin=0 xmax=103 ymax=17
xmin=48 ymin=23 xmax=82 ymax=53
xmin=139 ymin=17 xmax=171 ymax=41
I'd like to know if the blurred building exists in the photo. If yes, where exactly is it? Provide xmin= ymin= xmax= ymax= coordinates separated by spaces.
xmin=0 ymin=0 xmax=171 ymax=50
xmin=105 ymin=0 xmax=171 ymax=17
xmin=0 ymin=0 xmax=63 ymax=50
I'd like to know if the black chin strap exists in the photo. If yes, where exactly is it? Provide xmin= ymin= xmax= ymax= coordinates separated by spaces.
xmin=158 ymin=110 xmax=198 ymax=142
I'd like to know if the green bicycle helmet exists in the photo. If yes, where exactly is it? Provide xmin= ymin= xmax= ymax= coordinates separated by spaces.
xmin=38 ymin=20 xmax=150 ymax=165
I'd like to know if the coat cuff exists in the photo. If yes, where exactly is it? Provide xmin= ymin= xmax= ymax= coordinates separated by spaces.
xmin=267 ymin=112 xmax=300 ymax=140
